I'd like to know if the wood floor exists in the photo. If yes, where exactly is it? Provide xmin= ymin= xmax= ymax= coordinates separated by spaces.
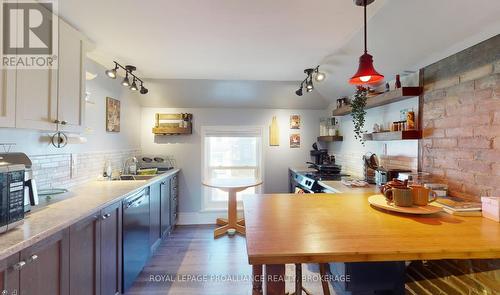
xmin=125 ymin=225 xmax=500 ymax=295
xmin=124 ymin=225 xmax=333 ymax=295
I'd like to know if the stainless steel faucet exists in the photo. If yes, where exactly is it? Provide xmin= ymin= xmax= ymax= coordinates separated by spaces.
xmin=122 ymin=157 xmax=138 ymax=175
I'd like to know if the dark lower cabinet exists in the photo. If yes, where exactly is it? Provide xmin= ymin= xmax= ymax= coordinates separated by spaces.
xmin=0 ymin=172 xmax=179 ymax=295
xmin=68 ymin=201 xmax=122 ymax=295
xmin=160 ymin=179 xmax=171 ymax=237
xmin=20 ymin=229 xmax=70 ymax=295
xmin=170 ymin=174 xmax=179 ymax=228
xmin=0 ymin=253 xmax=20 ymax=295
xmin=100 ymin=202 xmax=122 ymax=295
xmin=149 ymin=181 xmax=161 ymax=252
xmin=0 ymin=230 xmax=69 ymax=295
xmin=69 ymin=214 xmax=100 ymax=295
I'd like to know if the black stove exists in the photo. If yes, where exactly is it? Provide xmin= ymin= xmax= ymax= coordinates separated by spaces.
xmin=294 ymin=171 xmax=349 ymax=193
xmin=304 ymin=172 xmax=345 ymax=181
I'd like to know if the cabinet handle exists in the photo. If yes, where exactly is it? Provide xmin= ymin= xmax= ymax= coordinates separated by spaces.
xmin=53 ymin=119 xmax=60 ymax=124
xmin=61 ymin=121 xmax=67 ymax=125
xmin=12 ymin=261 xmax=26 ymax=270
xmin=27 ymin=254 xmax=38 ymax=263
xmin=102 ymin=213 xmax=111 ymax=220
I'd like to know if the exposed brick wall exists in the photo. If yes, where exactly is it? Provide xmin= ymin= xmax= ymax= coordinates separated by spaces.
xmin=421 ymin=35 xmax=500 ymax=201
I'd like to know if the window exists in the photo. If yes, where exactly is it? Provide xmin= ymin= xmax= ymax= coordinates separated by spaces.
xmin=202 ymin=126 xmax=263 ymax=210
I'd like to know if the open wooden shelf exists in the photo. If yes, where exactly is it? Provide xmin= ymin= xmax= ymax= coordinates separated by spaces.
xmin=332 ymin=87 xmax=422 ymax=116
xmin=363 ymin=130 xmax=422 ymax=141
xmin=152 ymin=125 xmax=192 ymax=135
xmin=317 ymin=135 xmax=343 ymax=142
xmin=152 ymin=113 xmax=193 ymax=135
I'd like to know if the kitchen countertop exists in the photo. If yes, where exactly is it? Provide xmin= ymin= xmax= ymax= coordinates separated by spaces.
xmin=244 ymin=193 xmax=500 ymax=264
xmin=318 ymin=180 xmax=379 ymax=194
xmin=0 ymin=169 xmax=180 ymax=261
xmin=289 ymin=166 xmax=379 ymax=194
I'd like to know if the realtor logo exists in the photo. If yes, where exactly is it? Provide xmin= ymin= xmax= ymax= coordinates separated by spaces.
xmin=1 ymin=0 xmax=58 ymax=69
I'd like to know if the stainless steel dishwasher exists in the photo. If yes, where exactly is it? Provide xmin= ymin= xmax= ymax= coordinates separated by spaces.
xmin=123 ymin=188 xmax=150 ymax=291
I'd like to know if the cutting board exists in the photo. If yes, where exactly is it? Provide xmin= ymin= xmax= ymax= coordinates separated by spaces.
xmin=368 ymin=195 xmax=443 ymax=215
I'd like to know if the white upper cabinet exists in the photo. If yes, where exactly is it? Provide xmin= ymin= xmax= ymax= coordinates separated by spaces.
xmin=0 ymin=69 xmax=16 ymax=128
xmin=14 ymin=2 xmax=58 ymax=131
xmin=57 ymin=20 xmax=86 ymax=133
xmin=13 ymin=6 xmax=88 ymax=132
xmin=15 ymin=68 xmax=59 ymax=130
xmin=0 ymin=2 xmax=16 ymax=128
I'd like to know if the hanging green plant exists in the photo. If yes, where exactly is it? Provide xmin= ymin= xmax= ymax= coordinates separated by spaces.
xmin=351 ymin=86 xmax=368 ymax=145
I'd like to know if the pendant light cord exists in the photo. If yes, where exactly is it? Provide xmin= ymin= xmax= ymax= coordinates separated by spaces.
xmin=364 ymin=0 xmax=367 ymax=53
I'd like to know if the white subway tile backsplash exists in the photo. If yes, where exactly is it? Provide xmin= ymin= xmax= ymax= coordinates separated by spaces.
xmin=30 ymin=149 xmax=141 ymax=190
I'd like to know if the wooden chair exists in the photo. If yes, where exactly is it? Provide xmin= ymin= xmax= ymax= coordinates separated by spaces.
xmin=288 ymin=263 xmax=331 ymax=295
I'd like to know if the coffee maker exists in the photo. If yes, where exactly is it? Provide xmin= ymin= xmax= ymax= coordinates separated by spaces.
xmin=0 ymin=153 xmax=39 ymax=212
xmin=310 ymin=142 xmax=334 ymax=165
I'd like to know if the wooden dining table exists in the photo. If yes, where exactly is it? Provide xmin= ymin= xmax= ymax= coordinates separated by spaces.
xmin=203 ymin=178 xmax=262 ymax=238
xmin=243 ymin=193 xmax=500 ymax=295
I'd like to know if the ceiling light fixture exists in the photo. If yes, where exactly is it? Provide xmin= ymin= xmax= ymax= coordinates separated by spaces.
xmin=315 ymin=71 xmax=326 ymax=82
xmin=295 ymin=66 xmax=325 ymax=96
xmin=349 ymin=0 xmax=384 ymax=85
xmin=130 ymin=78 xmax=138 ymax=91
xmin=105 ymin=61 xmax=149 ymax=95
xmin=105 ymin=62 xmax=118 ymax=79
xmin=140 ymin=82 xmax=149 ymax=94
xmin=121 ymin=73 xmax=130 ymax=87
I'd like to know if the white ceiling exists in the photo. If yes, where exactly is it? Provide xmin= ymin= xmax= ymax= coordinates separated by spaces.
xmin=59 ymin=0 xmax=385 ymax=82
xmin=61 ymin=0 xmax=500 ymax=107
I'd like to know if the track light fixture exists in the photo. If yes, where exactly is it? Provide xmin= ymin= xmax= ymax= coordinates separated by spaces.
xmin=105 ymin=61 xmax=149 ymax=95
xmin=121 ymin=73 xmax=130 ymax=87
xmin=295 ymin=66 xmax=325 ymax=96
xmin=130 ymin=78 xmax=138 ymax=91
xmin=140 ymin=82 xmax=149 ymax=94
xmin=105 ymin=62 xmax=118 ymax=79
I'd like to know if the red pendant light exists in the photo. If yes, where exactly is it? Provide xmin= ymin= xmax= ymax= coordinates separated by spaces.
xmin=349 ymin=0 xmax=384 ymax=85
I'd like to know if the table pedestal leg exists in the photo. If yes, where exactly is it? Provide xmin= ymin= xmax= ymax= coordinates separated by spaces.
xmin=216 ymin=218 xmax=228 ymax=226
xmin=214 ymin=188 xmax=246 ymax=238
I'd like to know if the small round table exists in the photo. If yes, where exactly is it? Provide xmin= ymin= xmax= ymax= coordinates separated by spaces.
xmin=202 ymin=179 xmax=263 ymax=238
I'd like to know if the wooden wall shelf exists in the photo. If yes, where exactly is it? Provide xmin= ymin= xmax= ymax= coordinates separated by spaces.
xmin=152 ymin=113 xmax=193 ymax=135
xmin=332 ymin=87 xmax=422 ymax=116
xmin=363 ymin=130 xmax=422 ymax=141
xmin=317 ymin=135 xmax=343 ymax=142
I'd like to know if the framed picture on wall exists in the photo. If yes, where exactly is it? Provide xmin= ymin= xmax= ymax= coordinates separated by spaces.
xmin=106 ymin=97 xmax=121 ymax=132
xmin=290 ymin=115 xmax=301 ymax=129
xmin=290 ymin=133 xmax=300 ymax=148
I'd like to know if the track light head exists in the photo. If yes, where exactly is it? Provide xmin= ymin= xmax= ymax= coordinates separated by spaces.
xmin=105 ymin=63 xmax=118 ymax=79
xmin=295 ymin=88 xmax=303 ymax=96
xmin=130 ymin=78 xmax=138 ymax=91
xmin=306 ymin=79 xmax=314 ymax=90
xmin=140 ymin=82 xmax=149 ymax=94
xmin=315 ymin=71 xmax=326 ymax=82
xmin=121 ymin=74 xmax=130 ymax=87
xmin=105 ymin=69 xmax=116 ymax=79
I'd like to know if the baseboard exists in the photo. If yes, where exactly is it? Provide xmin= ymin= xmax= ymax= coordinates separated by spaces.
xmin=178 ymin=211 xmax=244 ymax=225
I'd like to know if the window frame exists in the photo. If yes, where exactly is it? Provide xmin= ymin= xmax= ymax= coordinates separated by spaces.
xmin=201 ymin=125 xmax=264 ymax=211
